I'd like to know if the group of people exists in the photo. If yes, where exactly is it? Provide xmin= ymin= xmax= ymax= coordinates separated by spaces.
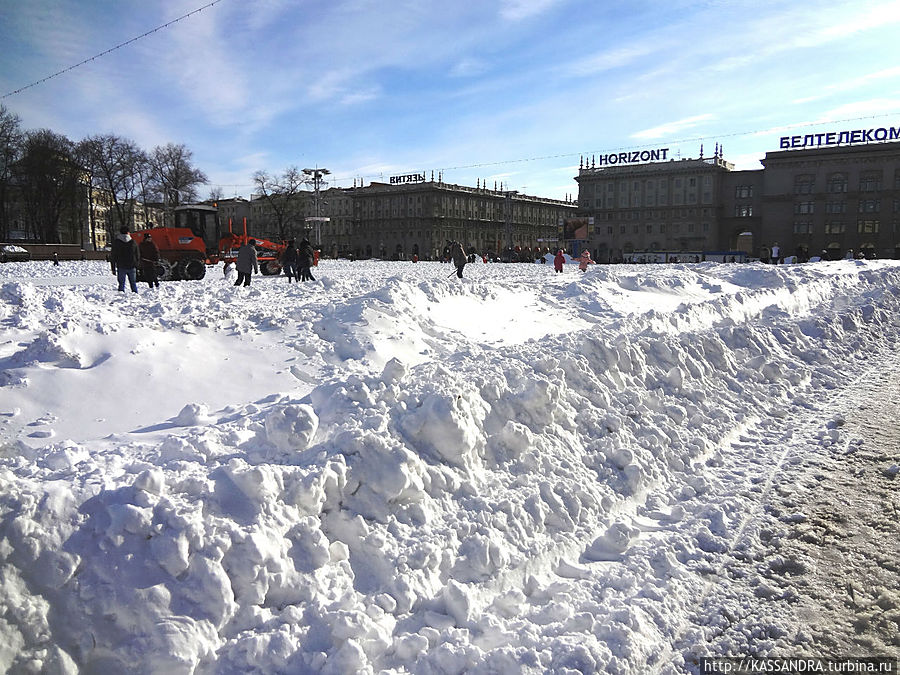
xmin=109 ymin=225 xmax=161 ymax=292
xmin=233 ymin=238 xmax=316 ymax=287
xmin=554 ymin=249 xmax=595 ymax=272
xmin=111 ymin=228 xmax=602 ymax=293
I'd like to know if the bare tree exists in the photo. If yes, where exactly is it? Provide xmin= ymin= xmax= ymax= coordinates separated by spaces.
xmin=0 ymin=105 xmax=23 ymax=240
xmin=252 ymin=166 xmax=308 ymax=240
xmin=151 ymin=143 xmax=208 ymax=212
xmin=14 ymin=129 xmax=83 ymax=243
xmin=78 ymin=134 xmax=149 ymax=241
xmin=208 ymin=186 xmax=224 ymax=202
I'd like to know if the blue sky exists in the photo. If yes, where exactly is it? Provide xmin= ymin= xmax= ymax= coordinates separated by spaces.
xmin=2 ymin=0 xmax=900 ymax=200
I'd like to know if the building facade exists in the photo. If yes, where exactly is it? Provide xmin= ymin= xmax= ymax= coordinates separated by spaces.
xmin=575 ymin=152 xmax=735 ymax=262
xmin=340 ymin=180 xmax=574 ymax=260
xmin=574 ymin=137 xmax=900 ymax=262
xmin=759 ymin=141 xmax=900 ymax=260
xmin=238 ymin=179 xmax=576 ymax=260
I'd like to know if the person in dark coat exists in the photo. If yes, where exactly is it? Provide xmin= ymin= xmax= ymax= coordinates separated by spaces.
xmin=281 ymin=239 xmax=299 ymax=282
xmin=234 ymin=239 xmax=259 ymax=287
xmin=51 ymin=252 xmax=60 ymax=266
xmin=298 ymin=239 xmax=315 ymax=281
xmin=110 ymin=225 xmax=140 ymax=292
xmin=449 ymin=241 xmax=467 ymax=279
xmin=139 ymin=233 xmax=161 ymax=288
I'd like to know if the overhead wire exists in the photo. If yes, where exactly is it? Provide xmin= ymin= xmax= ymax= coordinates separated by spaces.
xmin=1 ymin=0 xmax=227 ymax=99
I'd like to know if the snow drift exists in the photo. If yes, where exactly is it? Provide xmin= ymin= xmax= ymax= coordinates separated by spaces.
xmin=0 ymin=259 xmax=898 ymax=673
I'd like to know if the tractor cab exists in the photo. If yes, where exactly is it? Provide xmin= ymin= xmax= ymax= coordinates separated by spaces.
xmin=173 ymin=204 xmax=220 ymax=255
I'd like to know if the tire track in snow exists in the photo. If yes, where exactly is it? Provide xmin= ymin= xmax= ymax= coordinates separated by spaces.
xmin=652 ymin=348 xmax=900 ymax=672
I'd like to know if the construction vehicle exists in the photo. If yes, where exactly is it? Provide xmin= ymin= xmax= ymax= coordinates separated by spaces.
xmin=131 ymin=204 xmax=288 ymax=281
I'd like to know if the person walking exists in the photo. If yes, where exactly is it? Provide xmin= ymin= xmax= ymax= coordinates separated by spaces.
xmin=554 ymin=250 xmax=565 ymax=273
xmin=110 ymin=225 xmax=140 ymax=293
xmin=51 ymin=252 xmax=60 ymax=266
xmin=449 ymin=241 xmax=467 ymax=279
xmin=298 ymin=238 xmax=315 ymax=281
xmin=139 ymin=232 xmax=161 ymax=288
xmin=234 ymin=239 xmax=259 ymax=287
xmin=578 ymin=249 xmax=595 ymax=272
xmin=281 ymin=239 xmax=298 ymax=283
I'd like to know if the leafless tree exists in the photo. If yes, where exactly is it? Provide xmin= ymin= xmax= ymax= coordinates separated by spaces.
xmin=0 ymin=105 xmax=24 ymax=240
xmin=78 ymin=133 xmax=150 ymax=241
xmin=252 ymin=166 xmax=309 ymax=240
xmin=151 ymin=143 xmax=208 ymax=211
xmin=14 ymin=129 xmax=84 ymax=244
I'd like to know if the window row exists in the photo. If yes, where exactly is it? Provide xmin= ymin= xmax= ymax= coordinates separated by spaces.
xmin=793 ymin=220 xmax=882 ymax=234
xmin=794 ymin=172 xmax=887 ymax=194
xmin=604 ymin=223 xmax=711 ymax=235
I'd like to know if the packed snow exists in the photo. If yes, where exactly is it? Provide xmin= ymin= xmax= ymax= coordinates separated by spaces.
xmin=0 ymin=257 xmax=898 ymax=673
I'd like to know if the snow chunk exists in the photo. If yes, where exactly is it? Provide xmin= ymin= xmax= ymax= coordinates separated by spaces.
xmin=173 ymin=402 xmax=212 ymax=426
xmin=264 ymin=403 xmax=319 ymax=453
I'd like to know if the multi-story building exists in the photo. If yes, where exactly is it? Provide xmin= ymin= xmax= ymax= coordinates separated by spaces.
xmin=575 ymin=151 xmax=735 ymax=262
xmin=236 ymin=178 xmax=575 ymax=259
xmin=575 ymin=135 xmax=900 ymax=261
xmin=342 ymin=179 xmax=575 ymax=260
xmin=216 ymin=197 xmax=252 ymax=234
xmin=759 ymin=140 xmax=900 ymax=260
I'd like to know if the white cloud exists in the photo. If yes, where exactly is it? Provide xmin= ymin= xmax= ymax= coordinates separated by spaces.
xmin=792 ymin=66 xmax=900 ymax=105
xmin=632 ymin=114 xmax=715 ymax=140
xmin=499 ymin=0 xmax=562 ymax=21
xmin=564 ymin=43 xmax=661 ymax=77
xmin=450 ymin=58 xmax=489 ymax=78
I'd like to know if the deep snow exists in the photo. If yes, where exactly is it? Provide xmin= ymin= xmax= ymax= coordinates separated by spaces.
xmin=0 ymin=257 xmax=898 ymax=673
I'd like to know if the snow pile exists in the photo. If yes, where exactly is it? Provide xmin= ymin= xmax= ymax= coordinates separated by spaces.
xmin=1 ymin=259 xmax=899 ymax=672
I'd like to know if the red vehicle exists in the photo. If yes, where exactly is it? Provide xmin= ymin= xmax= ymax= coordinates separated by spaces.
xmin=132 ymin=205 xmax=287 ymax=280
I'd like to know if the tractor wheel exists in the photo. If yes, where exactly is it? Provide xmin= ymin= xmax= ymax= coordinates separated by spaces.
xmin=261 ymin=260 xmax=282 ymax=276
xmin=157 ymin=259 xmax=176 ymax=281
xmin=182 ymin=258 xmax=206 ymax=280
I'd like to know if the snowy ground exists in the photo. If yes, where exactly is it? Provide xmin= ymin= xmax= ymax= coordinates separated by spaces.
xmin=0 ymin=257 xmax=897 ymax=673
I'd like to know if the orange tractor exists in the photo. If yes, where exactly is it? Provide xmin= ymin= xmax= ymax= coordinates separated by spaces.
xmin=132 ymin=205 xmax=288 ymax=281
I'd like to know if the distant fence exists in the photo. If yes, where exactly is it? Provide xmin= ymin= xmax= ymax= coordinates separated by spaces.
xmin=3 ymin=244 xmax=108 ymax=261
xmin=622 ymin=250 xmax=749 ymax=264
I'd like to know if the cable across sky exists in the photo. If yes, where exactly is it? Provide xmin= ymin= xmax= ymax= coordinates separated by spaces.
xmin=1 ymin=0 xmax=228 ymax=100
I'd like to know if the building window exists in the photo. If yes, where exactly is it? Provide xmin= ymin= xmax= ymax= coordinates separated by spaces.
xmin=794 ymin=174 xmax=815 ymax=194
xmin=824 ymin=221 xmax=845 ymax=234
xmin=607 ymin=226 xmax=613 ymax=234
xmin=794 ymin=201 xmax=815 ymax=215
xmin=793 ymin=221 xmax=813 ymax=234
xmin=735 ymin=185 xmax=754 ymax=198
xmin=825 ymin=201 xmax=846 ymax=214
xmin=858 ymin=199 xmax=880 ymax=213
xmin=646 ymin=224 xmax=653 ymax=233
xmin=735 ymin=205 xmax=753 ymax=217
xmin=860 ymin=173 xmax=882 ymax=192
xmin=827 ymin=173 xmax=848 ymax=193
xmin=620 ymin=225 xmax=626 ymax=234
xmin=857 ymin=219 xmax=880 ymax=233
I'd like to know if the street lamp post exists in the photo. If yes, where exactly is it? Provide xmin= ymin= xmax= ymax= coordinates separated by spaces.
xmin=302 ymin=167 xmax=330 ymax=246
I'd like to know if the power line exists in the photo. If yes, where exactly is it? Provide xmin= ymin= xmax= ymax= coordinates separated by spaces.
xmin=1 ymin=0 xmax=227 ymax=99
xmin=208 ymin=112 xmax=900 ymax=194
